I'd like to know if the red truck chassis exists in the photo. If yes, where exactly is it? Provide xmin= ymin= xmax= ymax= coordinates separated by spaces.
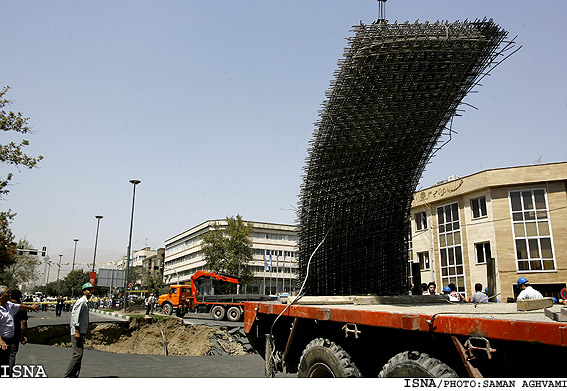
xmin=244 ymin=297 xmax=567 ymax=378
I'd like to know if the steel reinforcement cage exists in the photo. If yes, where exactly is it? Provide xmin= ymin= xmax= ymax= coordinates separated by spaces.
xmin=297 ymin=19 xmax=511 ymax=296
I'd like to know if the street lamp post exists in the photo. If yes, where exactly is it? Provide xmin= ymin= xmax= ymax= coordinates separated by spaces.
xmin=57 ymin=255 xmax=63 ymax=292
xmin=46 ymin=261 xmax=52 ymax=285
xmin=124 ymin=179 xmax=141 ymax=309
xmin=164 ymin=267 xmax=180 ymax=285
xmin=92 ymin=216 xmax=103 ymax=273
xmin=72 ymin=239 xmax=79 ymax=272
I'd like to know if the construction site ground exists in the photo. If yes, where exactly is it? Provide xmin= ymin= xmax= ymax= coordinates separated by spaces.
xmin=20 ymin=308 xmax=282 ymax=378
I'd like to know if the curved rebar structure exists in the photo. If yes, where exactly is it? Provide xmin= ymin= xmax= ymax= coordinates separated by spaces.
xmin=297 ymin=19 xmax=511 ymax=296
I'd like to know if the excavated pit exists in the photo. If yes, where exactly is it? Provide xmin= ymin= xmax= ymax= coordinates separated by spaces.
xmin=28 ymin=317 xmax=254 ymax=356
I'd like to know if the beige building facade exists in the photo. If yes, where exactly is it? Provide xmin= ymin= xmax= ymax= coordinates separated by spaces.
xmin=410 ymin=162 xmax=567 ymax=301
xmin=116 ymin=247 xmax=158 ymax=269
xmin=164 ymin=220 xmax=298 ymax=294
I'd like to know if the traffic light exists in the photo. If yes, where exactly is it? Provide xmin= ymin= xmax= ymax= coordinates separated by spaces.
xmin=148 ymin=261 xmax=152 ymax=271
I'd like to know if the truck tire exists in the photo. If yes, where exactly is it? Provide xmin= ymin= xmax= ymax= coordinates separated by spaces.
xmin=162 ymin=302 xmax=173 ymax=316
xmin=378 ymin=351 xmax=458 ymax=378
xmin=298 ymin=338 xmax=361 ymax=378
xmin=211 ymin=305 xmax=226 ymax=321
xmin=226 ymin=306 xmax=241 ymax=322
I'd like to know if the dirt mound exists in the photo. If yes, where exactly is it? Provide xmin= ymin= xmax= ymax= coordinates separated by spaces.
xmin=88 ymin=317 xmax=251 ymax=356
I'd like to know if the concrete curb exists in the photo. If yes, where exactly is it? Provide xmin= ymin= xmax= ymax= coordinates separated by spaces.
xmin=90 ymin=309 xmax=130 ymax=320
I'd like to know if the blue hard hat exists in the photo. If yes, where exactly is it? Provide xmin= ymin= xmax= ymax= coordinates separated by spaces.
xmin=517 ymin=277 xmax=529 ymax=286
xmin=442 ymin=286 xmax=451 ymax=293
xmin=553 ymin=297 xmax=558 ymax=304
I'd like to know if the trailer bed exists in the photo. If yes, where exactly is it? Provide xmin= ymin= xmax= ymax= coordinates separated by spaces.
xmin=244 ymin=297 xmax=567 ymax=347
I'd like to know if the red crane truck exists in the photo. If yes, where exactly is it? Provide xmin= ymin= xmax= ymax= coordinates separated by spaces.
xmin=244 ymin=295 xmax=567 ymax=378
xmin=158 ymin=270 xmax=270 ymax=321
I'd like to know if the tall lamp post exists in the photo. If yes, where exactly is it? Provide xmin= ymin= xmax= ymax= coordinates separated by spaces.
xmin=57 ymin=255 xmax=63 ymax=292
xmin=72 ymin=238 xmax=79 ymax=272
xmin=92 ymin=216 xmax=103 ymax=273
xmin=124 ymin=179 xmax=141 ymax=309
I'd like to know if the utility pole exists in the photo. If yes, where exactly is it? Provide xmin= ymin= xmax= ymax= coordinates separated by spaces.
xmin=125 ymin=179 xmax=141 ymax=310
xmin=92 ymin=216 xmax=103 ymax=272
xmin=72 ymin=239 xmax=79 ymax=272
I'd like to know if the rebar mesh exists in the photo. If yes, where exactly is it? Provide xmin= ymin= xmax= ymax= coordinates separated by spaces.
xmin=297 ymin=19 xmax=509 ymax=296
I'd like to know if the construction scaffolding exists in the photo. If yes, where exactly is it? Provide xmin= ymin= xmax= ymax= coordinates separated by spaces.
xmin=297 ymin=19 xmax=514 ymax=296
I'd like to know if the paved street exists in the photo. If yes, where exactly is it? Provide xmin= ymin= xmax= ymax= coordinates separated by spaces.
xmin=181 ymin=312 xmax=244 ymax=327
xmin=27 ymin=309 xmax=127 ymax=328
xmin=15 ymin=310 xmax=282 ymax=378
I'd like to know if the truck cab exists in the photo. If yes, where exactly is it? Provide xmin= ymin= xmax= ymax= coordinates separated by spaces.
xmin=158 ymin=284 xmax=192 ymax=316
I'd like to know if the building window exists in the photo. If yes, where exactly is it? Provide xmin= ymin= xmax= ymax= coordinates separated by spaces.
xmin=475 ymin=242 xmax=491 ymax=264
xmin=437 ymin=202 xmax=465 ymax=294
xmin=415 ymin=212 xmax=427 ymax=231
xmin=509 ymin=189 xmax=555 ymax=272
xmin=417 ymin=251 xmax=430 ymax=270
xmin=471 ymin=196 xmax=487 ymax=219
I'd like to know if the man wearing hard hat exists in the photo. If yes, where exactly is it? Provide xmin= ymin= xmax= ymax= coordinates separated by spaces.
xmin=516 ymin=277 xmax=543 ymax=300
xmin=64 ymin=282 xmax=94 ymax=378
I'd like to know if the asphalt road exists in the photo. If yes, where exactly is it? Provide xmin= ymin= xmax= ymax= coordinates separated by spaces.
xmin=27 ymin=309 xmax=127 ymax=328
xmin=181 ymin=312 xmax=244 ymax=327
xmin=15 ymin=309 xmax=289 ymax=378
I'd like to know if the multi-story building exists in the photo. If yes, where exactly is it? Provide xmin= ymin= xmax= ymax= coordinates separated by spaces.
xmin=164 ymin=220 xmax=298 ymax=294
xmin=143 ymin=248 xmax=165 ymax=276
xmin=116 ymin=247 xmax=158 ymax=269
xmin=410 ymin=162 xmax=567 ymax=301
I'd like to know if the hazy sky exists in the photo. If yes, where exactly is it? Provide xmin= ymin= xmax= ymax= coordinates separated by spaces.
xmin=2 ymin=0 xmax=566 ymax=273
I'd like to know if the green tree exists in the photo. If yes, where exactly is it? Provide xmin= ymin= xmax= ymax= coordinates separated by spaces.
xmin=201 ymin=215 xmax=254 ymax=286
xmin=58 ymin=269 xmax=90 ymax=297
xmin=128 ymin=265 xmax=145 ymax=289
xmin=0 ymin=86 xmax=43 ymax=186
xmin=0 ymin=211 xmax=17 ymax=274
xmin=0 ymin=238 xmax=41 ymax=288
xmin=0 ymin=86 xmax=43 ymax=274
xmin=142 ymin=268 xmax=165 ymax=295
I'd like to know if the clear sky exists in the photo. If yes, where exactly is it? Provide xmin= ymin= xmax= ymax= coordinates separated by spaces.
xmin=1 ymin=0 xmax=566 ymax=273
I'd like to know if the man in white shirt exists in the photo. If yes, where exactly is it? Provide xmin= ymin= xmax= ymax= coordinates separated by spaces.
xmin=0 ymin=285 xmax=39 ymax=376
xmin=516 ymin=277 xmax=543 ymax=300
xmin=64 ymin=282 xmax=93 ymax=378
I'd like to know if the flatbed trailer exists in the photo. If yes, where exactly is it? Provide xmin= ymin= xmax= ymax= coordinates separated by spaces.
xmin=244 ymin=296 xmax=567 ymax=378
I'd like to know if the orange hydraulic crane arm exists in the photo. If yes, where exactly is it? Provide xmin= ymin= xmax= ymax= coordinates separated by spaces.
xmin=190 ymin=270 xmax=241 ymax=296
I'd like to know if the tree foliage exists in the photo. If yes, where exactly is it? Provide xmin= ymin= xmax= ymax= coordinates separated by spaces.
xmin=33 ymin=269 xmax=91 ymax=297
xmin=142 ymin=268 xmax=165 ymax=296
xmin=201 ymin=215 xmax=254 ymax=285
xmin=0 ymin=211 xmax=17 ymax=273
xmin=0 ymin=238 xmax=41 ymax=288
xmin=0 ymin=86 xmax=43 ymax=195
xmin=0 ymin=87 xmax=43 ymax=276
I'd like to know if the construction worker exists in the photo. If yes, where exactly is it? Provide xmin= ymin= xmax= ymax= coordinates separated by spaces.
xmin=516 ymin=277 xmax=543 ymax=300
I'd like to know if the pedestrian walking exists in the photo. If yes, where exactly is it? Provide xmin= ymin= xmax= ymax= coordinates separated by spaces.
xmin=0 ymin=285 xmax=39 ymax=377
xmin=63 ymin=282 xmax=93 ymax=378
xmin=55 ymin=295 xmax=64 ymax=317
